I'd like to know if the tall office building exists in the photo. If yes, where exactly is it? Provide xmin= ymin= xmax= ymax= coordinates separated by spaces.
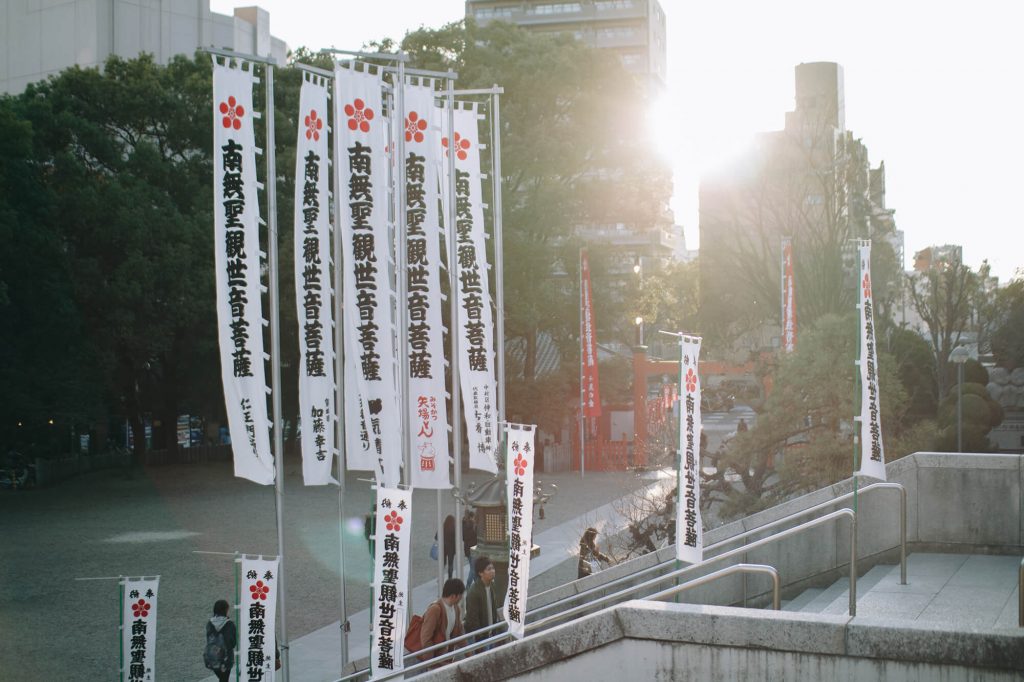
xmin=466 ymin=0 xmax=666 ymax=94
xmin=1 ymin=1 xmax=287 ymax=95
xmin=699 ymin=62 xmax=899 ymax=354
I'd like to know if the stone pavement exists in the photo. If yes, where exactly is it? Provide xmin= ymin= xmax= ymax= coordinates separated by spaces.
xmin=205 ymin=469 xmax=676 ymax=682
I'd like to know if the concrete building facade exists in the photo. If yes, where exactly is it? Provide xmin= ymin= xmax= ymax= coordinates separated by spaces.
xmin=1 ymin=0 xmax=287 ymax=95
xmin=466 ymin=0 xmax=667 ymax=93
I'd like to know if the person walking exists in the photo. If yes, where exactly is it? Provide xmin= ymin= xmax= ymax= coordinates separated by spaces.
xmin=464 ymin=556 xmax=503 ymax=643
xmin=417 ymin=578 xmax=466 ymax=665
xmin=462 ymin=511 xmax=478 ymax=587
xmin=203 ymin=599 xmax=237 ymax=682
xmin=577 ymin=527 xmax=612 ymax=579
xmin=442 ymin=514 xmax=457 ymax=580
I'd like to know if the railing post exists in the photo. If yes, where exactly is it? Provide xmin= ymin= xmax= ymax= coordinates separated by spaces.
xmin=849 ymin=510 xmax=857 ymax=617
xmin=899 ymin=484 xmax=907 ymax=585
xmin=1018 ymin=558 xmax=1023 ymax=628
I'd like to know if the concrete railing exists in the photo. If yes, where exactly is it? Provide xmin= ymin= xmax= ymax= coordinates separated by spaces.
xmin=529 ymin=452 xmax=1024 ymax=613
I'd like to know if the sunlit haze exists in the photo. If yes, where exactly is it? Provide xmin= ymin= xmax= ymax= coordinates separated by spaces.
xmin=211 ymin=0 xmax=1024 ymax=281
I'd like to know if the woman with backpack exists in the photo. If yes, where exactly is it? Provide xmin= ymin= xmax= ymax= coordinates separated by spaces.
xmin=204 ymin=599 xmax=237 ymax=682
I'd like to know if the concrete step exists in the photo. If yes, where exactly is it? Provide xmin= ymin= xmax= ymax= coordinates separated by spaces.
xmin=782 ymin=587 xmax=823 ymax=612
xmin=819 ymin=564 xmax=897 ymax=615
xmin=798 ymin=577 xmax=850 ymax=613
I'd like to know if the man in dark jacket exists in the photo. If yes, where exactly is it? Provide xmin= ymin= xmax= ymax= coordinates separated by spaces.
xmin=205 ymin=599 xmax=237 ymax=682
xmin=463 ymin=556 xmax=503 ymax=642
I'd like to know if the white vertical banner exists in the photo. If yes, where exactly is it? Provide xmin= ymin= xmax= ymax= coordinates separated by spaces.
xmin=212 ymin=61 xmax=274 ymax=485
xmin=238 ymin=556 xmax=280 ymax=682
xmin=294 ymin=73 xmax=336 ymax=486
xmin=856 ymin=241 xmax=886 ymax=480
xmin=504 ymin=424 xmax=536 ymax=640
xmin=120 ymin=576 xmax=159 ymax=682
xmin=371 ymin=486 xmax=412 ymax=676
xmin=440 ymin=102 xmax=499 ymax=473
xmin=405 ymin=82 xmax=451 ymax=489
xmin=335 ymin=64 xmax=402 ymax=487
xmin=676 ymin=335 xmax=703 ymax=565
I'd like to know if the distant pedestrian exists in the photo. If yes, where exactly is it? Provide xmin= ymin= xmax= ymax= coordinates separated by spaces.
xmin=578 ymin=527 xmax=612 ymax=579
xmin=203 ymin=599 xmax=237 ymax=682
xmin=737 ymin=418 xmax=748 ymax=432
xmin=462 ymin=511 xmax=478 ymax=586
xmin=443 ymin=514 xmax=457 ymax=580
xmin=464 ymin=556 xmax=503 ymax=642
xmin=417 ymin=578 xmax=466 ymax=665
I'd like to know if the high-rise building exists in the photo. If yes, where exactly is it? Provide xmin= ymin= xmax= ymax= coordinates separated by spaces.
xmin=466 ymin=0 xmax=667 ymax=94
xmin=699 ymin=62 xmax=899 ymax=354
xmin=1 ymin=1 xmax=287 ymax=95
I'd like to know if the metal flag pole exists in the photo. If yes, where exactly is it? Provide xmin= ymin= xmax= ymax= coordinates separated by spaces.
xmin=262 ymin=57 xmax=292 ymax=682
xmin=326 ymin=58 xmax=352 ymax=671
xmin=447 ymin=81 xmax=465 ymax=583
xmin=579 ymin=248 xmax=586 ymax=479
xmin=490 ymin=86 xmax=506 ymax=435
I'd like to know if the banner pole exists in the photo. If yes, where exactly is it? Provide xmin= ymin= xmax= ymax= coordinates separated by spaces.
xmin=262 ymin=59 xmax=290 ymax=682
xmin=447 ymin=79 xmax=465 ymax=583
xmin=579 ymin=248 xmax=585 ymax=479
xmin=330 ymin=65 xmax=351 ymax=672
xmin=491 ymin=88 xmax=506 ymax=429
xmin=118 ymin=577 xmax=124 ymax=682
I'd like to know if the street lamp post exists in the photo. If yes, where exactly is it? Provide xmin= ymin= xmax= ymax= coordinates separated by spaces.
xmin=949 ymin=345 xmax=970 ymax=452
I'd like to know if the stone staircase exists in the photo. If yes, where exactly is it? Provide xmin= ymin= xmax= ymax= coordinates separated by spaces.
xmin=780 ymin=553 xmax=1020 ymax=628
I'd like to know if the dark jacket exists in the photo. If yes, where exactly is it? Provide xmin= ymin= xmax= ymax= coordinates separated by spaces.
xmin=462 ymin=516 xmax=478 ymax=559
xmin=464 ymin=579 xmax=503 ymax=636
xmin=206 ymin=616 xmax=237 ymax=672
xmin=577 ymin=540 xmax=611 ymax=578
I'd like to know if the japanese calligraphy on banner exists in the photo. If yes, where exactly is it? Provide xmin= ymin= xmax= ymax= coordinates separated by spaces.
xmin=294 ymin=74 xmax=336 ymax=486
xmin=782 ymin=237 xmax=797 ymax=353
xmin=441 ymin=102 xmax=498 ymax=473
xmin=856 ymin=242 xmax=886 ymax=481
xmin=676 ymin=336 xmax=703 ymax=565
xmin=371 ymin=487 xmax=412 ymax=676
xmin=406 ymin=82 xmax=451 ymax=489
xmin=121 ymin=576 xmax=159 ymax=682
xmin=212 ymin=61 xmax=274 ymax=485
xmin=504 ymin=424 xmax=536 ymax=640
xmin=580 ymin=249 xmax=602 ymax=418
xmin=238 ymin=556 xmax=279 ymax=682
xmin=335 ymin=64 xmax=401 ymax=487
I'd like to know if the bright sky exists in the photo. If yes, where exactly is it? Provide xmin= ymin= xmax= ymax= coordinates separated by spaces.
xmin=211 ymin=0 xmax=1024 ymax=281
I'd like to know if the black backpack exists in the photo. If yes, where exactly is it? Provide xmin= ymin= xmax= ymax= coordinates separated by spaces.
xmin=204 ymin=625 xmax=229 ymax=671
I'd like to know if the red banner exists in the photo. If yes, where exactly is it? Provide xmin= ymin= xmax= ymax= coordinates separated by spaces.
xmin=782 ymin=237 xmax=797 ymax=353
xmin=580 ymin=249 xmax=602 ymax=417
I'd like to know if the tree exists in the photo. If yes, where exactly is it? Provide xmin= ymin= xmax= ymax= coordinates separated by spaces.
xmin=15 ymin=54 xmax=218 ymax=461
xmin=989 ymin=277 xmax=1024 ymax=370
xmin=379 ymin=21 xmax=670 ymax=427
xmin=906 ymin=259 xmax=979 ymax=401
xmin=705 ymin=313 xmax=927 ymax=518
xmin=698 ymin=87 xmax=901 ymax=354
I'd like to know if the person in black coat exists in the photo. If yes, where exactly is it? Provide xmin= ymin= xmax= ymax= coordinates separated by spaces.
xmin=205 ymin=599 xmax=237 ymax=682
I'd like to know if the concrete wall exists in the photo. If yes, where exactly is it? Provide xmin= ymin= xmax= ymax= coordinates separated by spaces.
xmin=425 ymin=601 xmax=1024 ymax=681
xmin=526 ymin=453 xmax=1024 ymax=615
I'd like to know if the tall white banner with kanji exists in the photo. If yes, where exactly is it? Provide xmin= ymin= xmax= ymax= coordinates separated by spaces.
xmin=238 ymin=556 xmax=280 ymax=682
xmin=212 ymin=61 xmax=274 ymax=485
xmin=676 ymin=335 xmax=703 ymax=565
xmin=856 ymin=241 xmax=886 ymax=480
xmin=294 ymin=73 xmax=336 ymax=485
xmin=581 ymin=249 xmax=602 ymax=417
xmin=120 ymin=576 xmax=159 ymax=682
xmin=335 ymin=64 xmax=402 ymax=487
xmin=371 ymin=487 xmax=412 ymax=676
xmin=441 ymin=102 xmax=498 ymax=473
xmin=504 ymin=424 xmax=536 ymax=639
xmin=406 ymin=82 xmax=451 ymax=489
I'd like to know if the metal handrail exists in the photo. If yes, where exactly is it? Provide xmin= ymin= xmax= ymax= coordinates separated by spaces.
xmin=648 ymin=563 xmax=781 ymax=610
xmin=1019 ymin=557 xmax=1023 ymax=627
xmin=338 ymin=509 xmax=855 ymax=681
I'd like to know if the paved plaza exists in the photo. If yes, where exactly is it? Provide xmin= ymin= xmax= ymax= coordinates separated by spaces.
xmin=0 ymin=457 xmax=660 ymax=681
